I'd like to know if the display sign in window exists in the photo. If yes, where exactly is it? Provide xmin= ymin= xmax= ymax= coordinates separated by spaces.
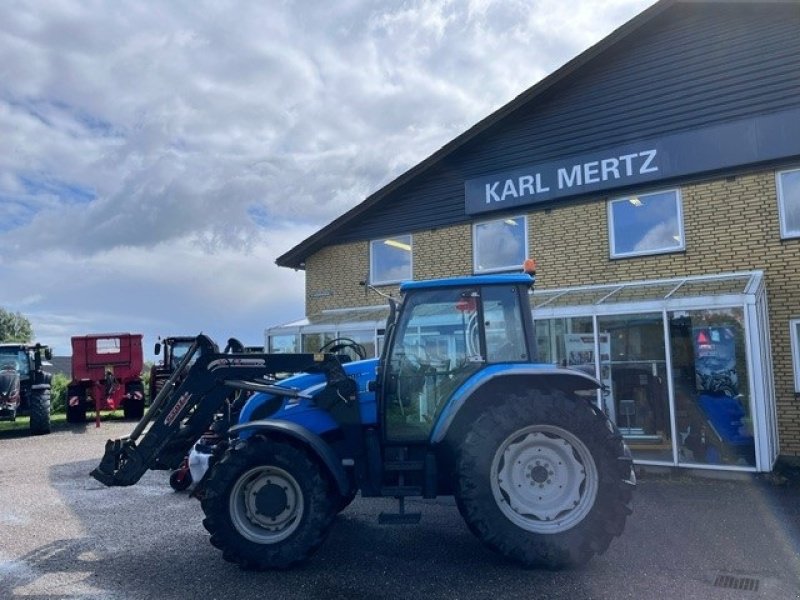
xmin=670 ymin=309 xmax=754 ymax=467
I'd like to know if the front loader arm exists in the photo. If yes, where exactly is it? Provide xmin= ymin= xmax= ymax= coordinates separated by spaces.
xmin=91 ymin=335 xmax=350 ymax=487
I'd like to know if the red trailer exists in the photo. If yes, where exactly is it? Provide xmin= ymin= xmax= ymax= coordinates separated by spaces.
xmin=67 ymin=333 xmax=145 ymax=426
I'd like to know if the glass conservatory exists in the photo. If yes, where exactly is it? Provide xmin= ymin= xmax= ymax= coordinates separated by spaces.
xmin=532 ymin=271 xmax=778 ymax=472
xmin=267 ymin=271 xmax=779 ymax=472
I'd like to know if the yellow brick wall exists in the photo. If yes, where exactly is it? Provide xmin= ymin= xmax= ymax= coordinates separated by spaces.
xmin=303 ymin=168 xmax=800 ymax=455
xmin=304 ymin=242 xmax=380 ymax=314
xmin=305 ymin=227 xmax=474 ymax=314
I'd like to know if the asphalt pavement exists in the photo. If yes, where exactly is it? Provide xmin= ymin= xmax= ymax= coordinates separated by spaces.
xmin=1 ymin=421 xmax=799 ymax=600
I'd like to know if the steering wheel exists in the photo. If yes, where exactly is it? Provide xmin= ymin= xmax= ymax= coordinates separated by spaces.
xmin=318 ymin=337 xmax=367 ymax=360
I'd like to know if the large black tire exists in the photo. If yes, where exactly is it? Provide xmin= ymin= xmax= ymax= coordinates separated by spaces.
xmin=66 ymin=385 xmax=87 ymax=423
xmin=29 ymin=385 xmax=51 ymax=435
xmin=454 ymin=390 xmax=634 ymax=569
xmin=200 ymin=437 xmax=337 ymax=570
xmin=123 ymin=380 xmax=145 ymax=420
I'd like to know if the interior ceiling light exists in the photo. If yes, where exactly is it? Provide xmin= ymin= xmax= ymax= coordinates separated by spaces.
xmin=628 ymin=197 xmax=642 ymax=207
xmin=384 ymin=239 xmax=411 ymax=251
xmin=504 ymin=219 xmax=518 ymax=226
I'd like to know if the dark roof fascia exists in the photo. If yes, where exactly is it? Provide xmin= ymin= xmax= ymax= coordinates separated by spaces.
xmin=276 ymin=0 xmax=775 ymax=270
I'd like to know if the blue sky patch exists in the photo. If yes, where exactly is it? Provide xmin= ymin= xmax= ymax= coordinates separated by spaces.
xmin=247 ymin=204 xmax=271 ymax=227
xmin=19 ymin=175 xmax=96 ymax=205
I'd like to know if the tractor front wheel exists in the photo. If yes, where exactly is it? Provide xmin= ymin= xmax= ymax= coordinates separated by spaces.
xmin=455 ymin=390 xmax=634 ymax=568
xmin=200 ymin=437 xmax=336 ymax=569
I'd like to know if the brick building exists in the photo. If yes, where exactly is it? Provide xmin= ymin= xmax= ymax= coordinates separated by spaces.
xmin=270 ymin=0 xmax=800 ymax=472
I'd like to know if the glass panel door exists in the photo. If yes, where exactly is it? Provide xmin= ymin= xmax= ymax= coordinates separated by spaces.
xmin=669 ymin=309 xmax=755 ymax=467
xmin=598 ymin=313 xmax=672 ymax=462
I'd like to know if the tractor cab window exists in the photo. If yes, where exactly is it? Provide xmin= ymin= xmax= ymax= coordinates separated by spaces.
xmin=17 ymin=351 xmax=29 ymax=378
xmin=0 ymin=349 xmax=21 ymax=374
xmin=170 ymin=342 xmax=194 ymax=370
xmin=384 ymin=287 xmax=483 ymax=441
xmin=483 ymin=285 xmax=528 ymax=363
xmin=0 ymin=349 xmax=28 ymax=379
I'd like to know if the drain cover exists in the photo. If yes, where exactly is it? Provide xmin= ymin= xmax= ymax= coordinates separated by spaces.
xmin=713 ymin=573 xmax=760 ymax=592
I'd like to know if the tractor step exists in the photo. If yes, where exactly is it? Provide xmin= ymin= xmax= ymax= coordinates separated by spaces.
xmin=380 ymin=485 xmax=422 ymax=497
xmin=383 ymin=460 xmax=425 ymax=472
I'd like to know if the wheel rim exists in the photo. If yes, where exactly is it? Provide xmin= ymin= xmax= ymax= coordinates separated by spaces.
xmin=490 ymin=424 xmax=599 ymax=534
xmin=229 ymin=465 xmax=304 ymax=544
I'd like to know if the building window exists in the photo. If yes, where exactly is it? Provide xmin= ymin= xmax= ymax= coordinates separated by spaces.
xmin=370 ymin=235 xmax=412 ymax=285
xmin=790 ymin=320 xmax=800 ymax=392
xmin=777 ymin=168 xmax=800 ymax=238
xmin=269 ymin=334 xmax=299 ymax=354
xmin=473 ymin=216 xmax=527 ymax=273
xmin=608 ymin=189 xmax=684 ymax=258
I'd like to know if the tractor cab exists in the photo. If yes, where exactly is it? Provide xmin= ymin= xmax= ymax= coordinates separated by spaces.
xmin=381 ymin=274 xmax=535 ymax=442
xmin=154 ymin=336 xmax=198 ymax=372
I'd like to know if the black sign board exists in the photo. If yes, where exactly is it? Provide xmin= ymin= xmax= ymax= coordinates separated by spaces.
xmin=465 ymin=107 xmax=800 ymax=215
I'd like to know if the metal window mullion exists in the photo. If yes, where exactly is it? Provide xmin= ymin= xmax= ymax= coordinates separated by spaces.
xmin=744 ymin=299 xmax=764 ymax=471
xmin=761 ymin=292 xmax=779 ymax=465
xmin=662 ymin=309 xmax=679 ymax=466
xmin=592 ymin=314 xmax=603 ymax=411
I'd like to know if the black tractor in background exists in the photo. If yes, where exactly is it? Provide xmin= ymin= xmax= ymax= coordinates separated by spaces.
xmin=0 ymin=343 xmax=53 ymax=434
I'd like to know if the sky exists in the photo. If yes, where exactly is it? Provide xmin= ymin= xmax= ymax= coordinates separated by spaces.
xmin=0 ymin=0 xmax=654 ymax=359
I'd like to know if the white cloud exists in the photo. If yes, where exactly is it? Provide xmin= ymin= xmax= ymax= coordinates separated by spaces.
xmin=0 ymin=0 xmax=654 ymax=356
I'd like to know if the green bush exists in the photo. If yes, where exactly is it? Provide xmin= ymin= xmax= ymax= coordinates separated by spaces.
xmin=50 ymin=373 xmax=69 ymax=414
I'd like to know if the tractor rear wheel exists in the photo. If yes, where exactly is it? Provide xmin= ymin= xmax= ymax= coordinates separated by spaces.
xmin=200 ymin=437 xmax=336 ymax=569
xmin=454 ymin=390 xmax=634 ymax=569
xmin=29 ymin=385 xmax=51 ymax=435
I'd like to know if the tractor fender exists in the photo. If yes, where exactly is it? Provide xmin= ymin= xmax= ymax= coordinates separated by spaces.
xmin=430 ymin=365 xmax=601 ymax=444
xmin=228 ymin=419 xmax=351 ymax=497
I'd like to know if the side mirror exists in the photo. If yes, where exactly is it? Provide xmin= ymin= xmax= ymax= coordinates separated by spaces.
xmin=44 ymin=348 xmax=53 ymax=360
xmin=154 ymin=342 xmax=162 ymax=356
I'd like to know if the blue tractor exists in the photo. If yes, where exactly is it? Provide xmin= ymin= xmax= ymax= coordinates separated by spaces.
xmin=92 ymin=269 xmax=635 ymax=569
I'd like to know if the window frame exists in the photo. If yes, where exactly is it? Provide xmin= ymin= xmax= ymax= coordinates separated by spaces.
xmin=790 ymin=319 xmax=800 ymax=392
xmin=472 ymin=215 xmax=528 ymax=274
xmin=369 ymin=234 xmax=413 ymax=286
xmin=777 ymin=167 xmax=800 ymax=239
xmin=607 ymin=188 xmax=685 ymax=259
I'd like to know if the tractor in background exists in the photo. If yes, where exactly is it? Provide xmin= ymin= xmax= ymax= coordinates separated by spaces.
xmin=67 ymin=333 xmax=145 ymax=425
xmin=149 ymin=336 xmax=197 ymax=404
xmin=0 ymin=343 xmax=53 ymax=434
